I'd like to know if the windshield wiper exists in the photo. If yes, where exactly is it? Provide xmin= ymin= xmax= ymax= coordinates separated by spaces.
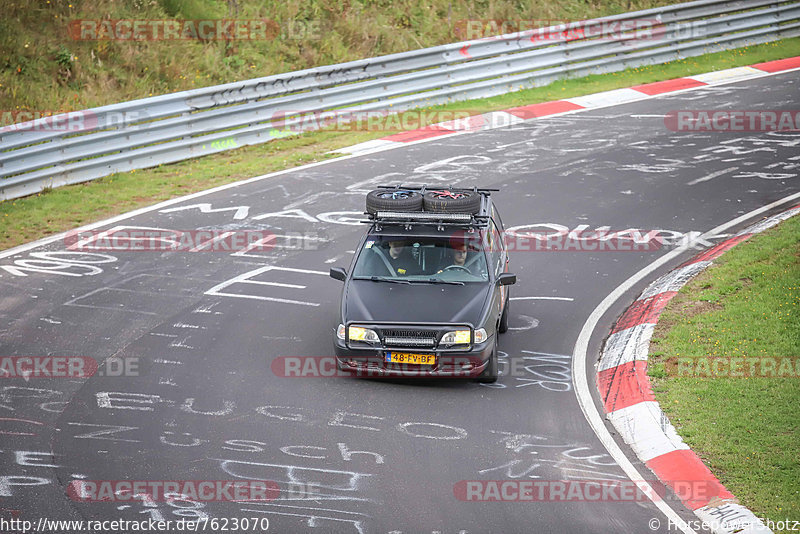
xmin=363 ymin=276 xmax=411 ymax=284
xmin=355 ymin=276 xmax=464 ymax=285
xmin=426 ymin=278 xmax=465 ymax=285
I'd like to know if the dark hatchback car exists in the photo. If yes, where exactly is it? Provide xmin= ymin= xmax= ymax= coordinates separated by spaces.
xmin=330 ymin=186 xmax=516 ymax=382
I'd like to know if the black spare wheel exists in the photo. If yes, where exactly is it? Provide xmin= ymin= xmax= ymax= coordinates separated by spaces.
xmin=423 ymin=190 xmax=481 ymax=214
xmin=366 ymin=189 xmax=424 ymax=214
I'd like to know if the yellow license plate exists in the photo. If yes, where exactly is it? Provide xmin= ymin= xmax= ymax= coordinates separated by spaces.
xmin=385 ymin=352 xmax=435 ymax=365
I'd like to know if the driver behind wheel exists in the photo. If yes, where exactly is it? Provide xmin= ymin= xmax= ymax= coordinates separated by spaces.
xmin=437 ymin=242 xmax=470 ymax=273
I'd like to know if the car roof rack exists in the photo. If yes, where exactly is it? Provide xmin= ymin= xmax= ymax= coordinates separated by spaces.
xmin=362 ymin=184 xmax=495 ymax=229
xmin=374 ymin=184 xmax=499 ymax=194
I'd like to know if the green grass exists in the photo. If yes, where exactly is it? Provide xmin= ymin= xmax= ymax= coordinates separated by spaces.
xmin=1 ymin=0 xmax=686 ymax=112
xmin=0 ymin=129 xmax=372 ymax=248
xmin=648 ymin=215 xmax=800 ymax=528
xmin=2 ymin=37 xmax=799 ymax=251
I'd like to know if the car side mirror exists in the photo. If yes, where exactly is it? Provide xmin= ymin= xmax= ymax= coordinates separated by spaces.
xmin=330 ymin=267 xmax=347 ymax=282
xmin=497 ymin=273 xmax=516 ymax=286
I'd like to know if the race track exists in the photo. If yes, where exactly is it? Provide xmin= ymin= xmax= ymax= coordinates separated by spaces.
xmin=0 ymin=70 xmax=798 ymax=534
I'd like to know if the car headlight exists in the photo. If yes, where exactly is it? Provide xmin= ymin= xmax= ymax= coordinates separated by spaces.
xmin=348 ymin=326 xmax=380 ymax=343
xmin=336 ymin=324 xmax=346 ymax=340
xmin=441 ymin=329 xmax=472 ymax=345
xmin=474 ymin=328 xmax=488 ymax=344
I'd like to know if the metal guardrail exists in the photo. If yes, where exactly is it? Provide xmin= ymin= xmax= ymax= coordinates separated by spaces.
xmin=1 ymin=0 xmax=798 ymax=200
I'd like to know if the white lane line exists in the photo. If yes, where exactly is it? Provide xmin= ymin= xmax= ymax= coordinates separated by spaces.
xmin=207 ymin=291 xmax=319 ymax=307
xmin=240 ymin=280 xmax=307 ymax=289
xmin=334 ymin=138 xmax=403 ymax=155
xmin=2 ymin=65 xmax=798 ymax=264
xmin=0 ymin=157 xmax=365 ymax=260
xmin=63 ymin=287 xmax=158 ymax=315
xmin=204 ymin=265 xmax=326 ymax=307
xmin=572 ymin=190 xmax=800 ymax=534
xmin=687 ymin=166 xmax=738 ymax=185
xmin=188 ymin=231 xmax=236 ymax=252
xmin=511 ymin=296 xmax=574 ymax=301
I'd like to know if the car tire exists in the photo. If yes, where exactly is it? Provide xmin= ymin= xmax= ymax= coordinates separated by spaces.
xmin=499 ymin=294 xmax=509 ymax=333
xmin=423 ymin=190 xmax=481 ymax=214
xmin=366 ymin=189 xmax=423 ymax=214
xmin=477 ymin=343 xmax=498 ymax=383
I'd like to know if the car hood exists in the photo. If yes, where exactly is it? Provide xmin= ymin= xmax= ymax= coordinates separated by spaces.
xmin=344 ymin=280 xmax=491 ymax=326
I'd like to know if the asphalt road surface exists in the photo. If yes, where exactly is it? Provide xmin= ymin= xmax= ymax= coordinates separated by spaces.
xmin=0 ymin=70 xmax=798 ymax=534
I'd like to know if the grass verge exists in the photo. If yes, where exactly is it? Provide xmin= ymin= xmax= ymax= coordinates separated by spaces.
xmin=2 ymin=0 xmax=684 ymax=112
xmin=1 ymin=37 xmax=799 ymax=251
xmin=648 ymin=214 xmax=800 ymax=526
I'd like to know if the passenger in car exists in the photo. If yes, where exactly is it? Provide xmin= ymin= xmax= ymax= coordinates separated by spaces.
xmin=386 ymin=240 xmax=420 ymax=275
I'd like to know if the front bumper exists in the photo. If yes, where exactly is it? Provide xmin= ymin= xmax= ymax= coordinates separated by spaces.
xmin=333 ymin=337 xmax=494 ymax=378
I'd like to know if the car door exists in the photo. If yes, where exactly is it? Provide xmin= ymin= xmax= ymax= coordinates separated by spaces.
xmin=490 ymin=204 xmax=510 ymax=318
xmin=486 ymin=218 xmax=506 ymax=327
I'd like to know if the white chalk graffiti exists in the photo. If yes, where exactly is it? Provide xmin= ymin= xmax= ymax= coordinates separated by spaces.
xmin=205 ymin=265 xmax=327 ymax=307
xmin=1 ymin=251 xmax=117 ymax=277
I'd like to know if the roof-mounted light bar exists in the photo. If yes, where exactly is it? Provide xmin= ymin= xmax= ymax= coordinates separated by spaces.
xmin=376 ymin=211 xmax=473 ymax=222
xmin=375 ymin=184 xmax=499 ymax=193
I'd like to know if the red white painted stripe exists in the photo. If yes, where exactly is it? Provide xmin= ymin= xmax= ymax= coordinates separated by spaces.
xmin=606 ymin=401 xmax=690 ymax=462
xmin=598 ymin=323 xmax=654 ymax=372
xmin=631 ymin=78 xmax=706 ymax=95
xmin=597 ymin=204 xmax=800 ymax=533
xmin=646 ymin=450 xmax=735 ymax=510
xmin=505 ymin=100 xmax=584 ymax=119
xmin=611 ymin=291 xmax=676 ymax=333
xmin=564 ymin=87 xmax=645 ymax=108
xmin=597 ymin=360 xmax=654 ymax=412
xmin=687 ymin=66 xmax=764 ymax=85
xmin=752 ymin=56 xmax=800 ymax=73
xmin=384 ymin=124 xmax=455 ymax=142
xmin=336 ymin=55 xmax=800 ymax=156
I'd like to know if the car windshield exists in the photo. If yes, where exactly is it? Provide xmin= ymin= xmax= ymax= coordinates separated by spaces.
xmin=352 ymin=234 xmax=489 ymax=282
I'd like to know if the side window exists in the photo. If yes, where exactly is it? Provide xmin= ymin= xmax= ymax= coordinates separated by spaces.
xmin=489 ymin=220 xmax=504 ymax=276
xmin=491 ymin=202 xmax=505 ymax=232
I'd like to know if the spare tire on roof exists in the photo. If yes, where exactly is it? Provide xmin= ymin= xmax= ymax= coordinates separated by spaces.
xmin=366 ymin=189 xmax=423 ymax=214
xmin=423 ymin=189 xmax=481 ymax=214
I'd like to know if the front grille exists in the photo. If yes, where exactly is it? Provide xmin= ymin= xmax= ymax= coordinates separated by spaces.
xmin=384 ymin=336 xmax=436 ymax=347
xmin=382 ymin=329 xmax=436 ymax=348
xmin=383 ymin=329 xmax=429 ymax=338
